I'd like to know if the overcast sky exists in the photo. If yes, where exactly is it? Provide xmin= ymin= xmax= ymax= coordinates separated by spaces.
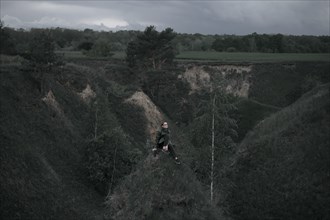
xmin=1 ymin=0 xmax=329 ymax=35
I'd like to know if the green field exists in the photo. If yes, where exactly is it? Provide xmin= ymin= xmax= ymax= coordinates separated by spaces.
xmin=175 ymin=51 xmax=330 ymax=62
xmin=55 ymin=50 xmax=330 ymax=63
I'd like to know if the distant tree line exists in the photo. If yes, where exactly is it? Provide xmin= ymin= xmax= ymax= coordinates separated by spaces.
xmin=1 ymin=20 xmax=329 ymax=56
xmin=211 ymin=33 xmax=330 ymax=53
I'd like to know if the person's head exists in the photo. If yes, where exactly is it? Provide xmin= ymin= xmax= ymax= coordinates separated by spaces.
xmin=161 ymin=122 xmax=168 ymax=129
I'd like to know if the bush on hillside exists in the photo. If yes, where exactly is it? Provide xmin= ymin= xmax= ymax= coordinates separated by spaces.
xmin=85 ymin=128 xmax=140 ymax=195
xmin=85 ymin=89 xmax=143 ymax=195
xmin=105 ymin=64 xmax=139 ymax=86
xmin=28 ymin=31 xmax=58 ymax=65
xmin=142 ymin=70 xmax=192 ymax=125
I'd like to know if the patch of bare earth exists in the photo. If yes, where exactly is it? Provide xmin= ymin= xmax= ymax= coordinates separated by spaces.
xmin=181 ymin=64 xmax=253 ymax=97
xmin=42 ymin=90 xmax=74 ymax=131
xmin=180 ymin=65 xmax=211 ymax=94
xmin=77 ymin=84 xmax=96 ymax=104
xmin=125 ymin=91 xmax=164 ymax=139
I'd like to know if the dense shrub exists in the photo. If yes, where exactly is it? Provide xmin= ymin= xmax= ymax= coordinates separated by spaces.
xmin=85 ymin=128 xmax=140 ymax=195
xmin=142 ymin=69 xmax=192 ymax=125
xmin=28 ymin=31 xmax=57 ymax=65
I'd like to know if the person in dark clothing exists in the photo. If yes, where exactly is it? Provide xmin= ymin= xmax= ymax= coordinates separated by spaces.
xmin=153 ymin=122 xmax=181 ymax=164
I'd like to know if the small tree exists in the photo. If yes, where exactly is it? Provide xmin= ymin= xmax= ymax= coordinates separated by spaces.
xmin=88 ymin=39 xmax=113 ymax=57
xmin=28 ymin=30 xmax=57 ymax=65
xmin=86 ymin=128 xmax=134 ymax=195
xmin=190 ymin=80 xmax=237 ymax=205
xmin=77 ymin=41 xmax=94 ymax=51
xmin=126 ymin=26 xmax=176 ymax=70
xmin=209 ymin=86 xmax=237 ymax=204
xmin=87 ymin=93 xmax=141 ymax=195
xmin=0 ymin=20 xmax=16 ymax=55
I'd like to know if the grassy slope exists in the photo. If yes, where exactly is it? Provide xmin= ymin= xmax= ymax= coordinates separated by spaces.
xmin=234 ymin=98 xmax=280 ymax=142
xmin=225 ymin=83 xmax=330 ymax=219
xmin=0 ymin=58 xmax=154 ymax=219
xmin=106 ymin=154 xmax=224 ymax=220
xmin=248 ymin=62 xmax=330 ymax=107
xmin=0 ymin=64 xmax=106 ymax=219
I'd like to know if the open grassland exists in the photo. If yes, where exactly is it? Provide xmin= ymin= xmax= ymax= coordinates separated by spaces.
xmin=175 ymin=51 xmax=330 ymax=62
xmin=51 ymin=51 xmax=330 ymax=63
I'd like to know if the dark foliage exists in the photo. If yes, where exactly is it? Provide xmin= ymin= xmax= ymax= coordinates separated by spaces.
xmin=188 ymin=82 xmax=238 ymax=205
xmin=104 ymin=63 xmax=141 ymax=87
xmin=1 ymin=22 xmax=329 ymax=55
xmin=0 ymin=21 xmax=16 ymax=55
xmin=212 ymin=33 xmax=330 ymax=53
xmin=126 ymin=26 xmax=177 ymax=69
xmin=27 ymin=31 xmax=58 ymax=65
xmin=85 ymin=129 xmax=137 ymax=195
xmin=77 ymin=41 xmax=94 ymax=51
xmin=249 ymin=62 xmax=330 ymax=107
xmin=142 ymin=69 xmax=193 ymax=125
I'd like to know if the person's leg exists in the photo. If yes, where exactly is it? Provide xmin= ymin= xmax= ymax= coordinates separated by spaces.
xmin=167 ymin=144 xmax=177 ymax=159
xmin=168 ymin=144 xmax=180 ymax=164
xmin=153 ymin=144 xmax=163 ymax=157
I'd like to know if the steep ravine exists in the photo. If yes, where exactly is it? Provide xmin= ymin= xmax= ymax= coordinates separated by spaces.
xmin=1 ymin=59 xmax=329 ymax=219
xmin=179 ymin=62 xmax=330 ymax=107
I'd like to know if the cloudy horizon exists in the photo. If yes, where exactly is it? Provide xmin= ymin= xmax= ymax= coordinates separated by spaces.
xmin=1 ymin=0 xmax=329 ymax=35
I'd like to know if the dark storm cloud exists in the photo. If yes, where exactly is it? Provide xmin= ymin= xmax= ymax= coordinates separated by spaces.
xmin=1 ymin=0 xmax=329 ymax=35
